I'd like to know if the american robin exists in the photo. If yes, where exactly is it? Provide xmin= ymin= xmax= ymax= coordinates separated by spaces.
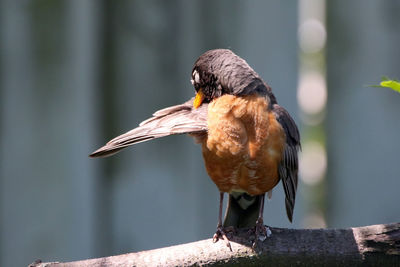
xmin=90 ymin=49 xmax=300 ymax=250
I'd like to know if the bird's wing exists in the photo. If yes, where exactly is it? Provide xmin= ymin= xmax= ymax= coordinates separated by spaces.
xmin=273 ymin=104 xmax=301 ymax=222
xmin=90 ymin=98 xmax=208 ymax=157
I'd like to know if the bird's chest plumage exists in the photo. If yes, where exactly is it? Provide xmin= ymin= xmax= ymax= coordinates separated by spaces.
xmin=201 ymin=94 xmax=285 ymax=196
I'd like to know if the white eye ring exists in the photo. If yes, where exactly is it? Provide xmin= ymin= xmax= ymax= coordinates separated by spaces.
xmin=193 ymin=70 xmax=200 ymax=84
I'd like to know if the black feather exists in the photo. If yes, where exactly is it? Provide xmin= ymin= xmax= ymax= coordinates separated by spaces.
xmin=273 ymin=104 xmax=301 ymax=222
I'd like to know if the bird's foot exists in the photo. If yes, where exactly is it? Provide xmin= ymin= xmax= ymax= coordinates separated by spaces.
xmin=252 ymin=218 xmax=271 ymax=250
xmin=213 ymin=225 xmax=233 ymax=251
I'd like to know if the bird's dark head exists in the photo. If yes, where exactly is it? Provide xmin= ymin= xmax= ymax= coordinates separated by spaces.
xmin=191 ymin=49 xmax=276 ymax=108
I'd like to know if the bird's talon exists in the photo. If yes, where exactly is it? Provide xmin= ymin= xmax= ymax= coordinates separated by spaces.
xmin=212 ymin=233 xmax=219 ymax=243
xmin=252 ymin=219 xmax=272 ymax=249
xmin=213 ymin=226 xmax=233 ymax=251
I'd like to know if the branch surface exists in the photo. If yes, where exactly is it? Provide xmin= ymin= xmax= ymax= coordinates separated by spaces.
xmin=32 ymin=222 xmax=400 ymax=266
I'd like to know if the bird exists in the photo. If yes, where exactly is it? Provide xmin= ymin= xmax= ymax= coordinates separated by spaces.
xmin=90 ymin=49 xmax=300 ymax=250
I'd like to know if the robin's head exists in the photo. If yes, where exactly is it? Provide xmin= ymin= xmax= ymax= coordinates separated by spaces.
xmin=191 ymin=49 xmax=275 ymax=108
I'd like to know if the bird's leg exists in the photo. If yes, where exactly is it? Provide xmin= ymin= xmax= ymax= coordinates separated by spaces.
xmin=252 ymin=193 xmax=271 ymax=250
xmin=213 ymin=192 xmax=232 ymax=251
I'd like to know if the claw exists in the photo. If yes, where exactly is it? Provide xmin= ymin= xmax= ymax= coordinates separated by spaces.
xmin=252 ymin=217 xmax=271 ymax=250
xmin=213 ymin=225 xmax=233 ymax=251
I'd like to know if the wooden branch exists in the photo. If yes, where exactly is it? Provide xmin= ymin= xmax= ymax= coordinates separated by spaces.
xmin=31 ymin=222 xmax=400 ymax=267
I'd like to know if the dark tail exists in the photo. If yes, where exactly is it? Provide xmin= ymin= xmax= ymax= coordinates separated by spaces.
xmin=223 ymin=193 xmax=261 ymax=228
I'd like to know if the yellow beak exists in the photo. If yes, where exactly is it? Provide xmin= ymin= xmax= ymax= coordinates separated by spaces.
xmin=193 ymin=89 xmax=205 ymax=109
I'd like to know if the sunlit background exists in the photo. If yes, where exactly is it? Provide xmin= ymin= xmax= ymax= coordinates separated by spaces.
xmin=1 ymin=1 xmax=399 ymax=266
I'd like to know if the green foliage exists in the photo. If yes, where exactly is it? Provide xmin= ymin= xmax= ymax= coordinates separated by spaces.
xmin=370 ymin=76 xmax=400 ymax=93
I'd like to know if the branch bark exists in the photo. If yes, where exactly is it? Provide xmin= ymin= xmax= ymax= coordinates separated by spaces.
xmin=31 ymin=222 xmax=400 ymax=267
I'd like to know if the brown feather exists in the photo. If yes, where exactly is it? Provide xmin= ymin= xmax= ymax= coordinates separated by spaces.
xmin=90 ymin=98 xmax=208 ymax=157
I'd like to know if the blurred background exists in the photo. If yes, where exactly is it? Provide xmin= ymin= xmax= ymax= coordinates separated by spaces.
xmin=1 ymin=0 xmax=399 ymax=266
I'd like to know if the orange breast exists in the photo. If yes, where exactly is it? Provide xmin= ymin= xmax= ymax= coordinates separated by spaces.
xmin=202 ymin=94 xmax=285 ymax=196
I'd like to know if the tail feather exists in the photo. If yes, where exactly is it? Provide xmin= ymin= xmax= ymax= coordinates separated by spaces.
xmin=223 ymin=193 xmax=261 ymax=228
xmin=90 ymin=98 xmax=208 ymax=157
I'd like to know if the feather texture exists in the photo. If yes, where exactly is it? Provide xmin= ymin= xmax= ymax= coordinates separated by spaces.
xmin=273 ymin=104 xmax=301 ymax=222
xmin=90 ymin=98 xmax=208 ymax=157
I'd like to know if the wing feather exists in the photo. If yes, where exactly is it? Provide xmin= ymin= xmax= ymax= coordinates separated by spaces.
xmin=273 ymin=104 xmax=300 ymax=222
xmin=90 ymin=98 xmax=208 ymax=157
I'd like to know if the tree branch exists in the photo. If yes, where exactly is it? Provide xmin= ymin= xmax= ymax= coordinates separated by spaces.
xmin=31 ymin=222 xmax=400 ymax=266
